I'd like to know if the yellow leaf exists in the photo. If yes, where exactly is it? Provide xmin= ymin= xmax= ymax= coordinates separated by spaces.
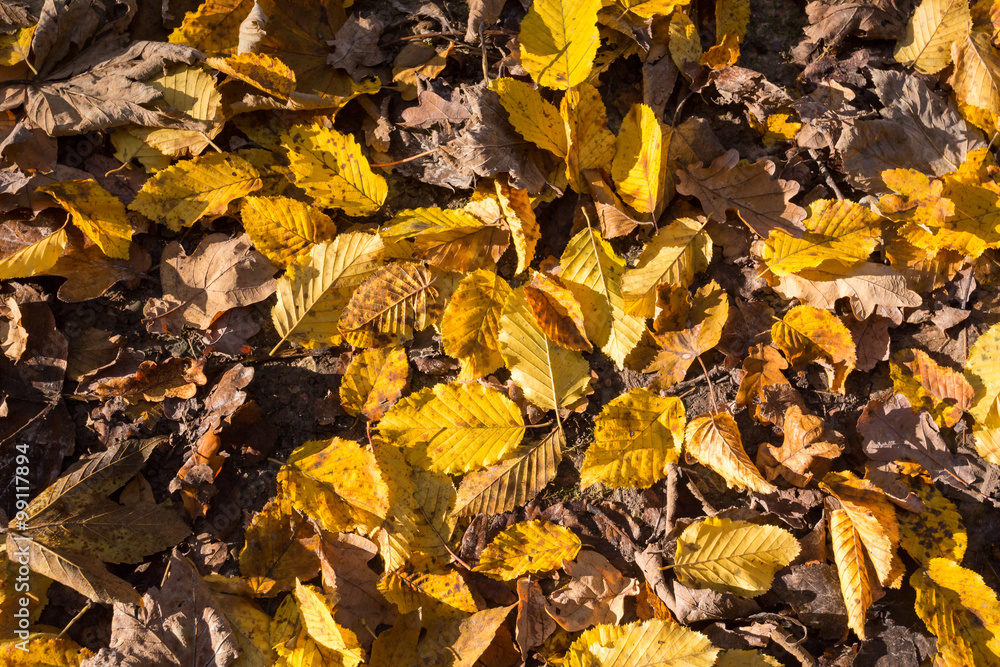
xmin=495 ymin=181 xmax=540 ymax=274
xmin=771 ymin=304 xmax=856 ymax=394
xmin=271 ymin=233 xmax=385 ymax=352
xmin=966 ymin=321 xmax=1000 ymax=423
xmin=338 ymin=262 xmax=441 ymax=348
xmin=0 ymin=224 xmax=68 ymax=281
xmin=830 ymin=508 xmax=875 ymax=640
xmin=340 ymin=347 xmax=410 ymax=422
xmin=129 ymin=152 xmax=262 ymax=231
xmin=148 ymin=64 xmax=222 ymax=123
xmin=562 ymin=83 xmax=616 ymax=191
xmin=891 ymin=348 xmax=973 ymax=428
xmin=524 ymin=271 xmax=591 ymax=352
xmin=757 ymin=112 xmax=802 ymax=146
xmin=622 ymin=0 xmax=691 ymax=19
xmin=278 ymin=437 xmax=390 ymax=534
xmin=669 ymin=10 xmax=703 ymax=75
xmin=735 ymin=344 xmax=790 ymax=412
xmin=499 ymin=286 xmax=592 ymax=411
xmin=518 ymin=0 xmax=601 ymax=89
xmin=951 ymin=30 xmax=1000 ymax=117
xmin=895 ymin=0 xmax=971 ymax=74
xmin=473 ymin=520 xmax=581 ymax=580
xmin=294 ymin=581 xmax=365 ymax=667
xmin=620 ymin=216 xmax=712 ymax=318
xmin=899 ymin=480 xmax=967 ymax=567
xmin=379 ymin=381 xmax=526 ymax=474
xmin=560 ymin=228 xmax=645 ymax=368
xmin=821 ymin=471 xmax=904 ymax=588
xmin=684 ymin=413 xmax=776 ymax=493
xmin=701 ymin=32 xmax=740 ymax=69
xmin=581 ymin=388 xmax=685 ymax=489
xmin=715 ymin=0 xmax=750 ymax=45
xmin=612 ymin=103 xmax=666 ymax=216
xmin=0 ymin=25 xmax=34 ymax=67
xmin=208 ymin=52 xmax=297 ymax=99
xmin=381 ymin=207 xmax=508 ymax=272
xmin=452 ymin=427 xmax=564 ymax=517
xmin=441 ymin=269 xmax=512 ymax=380
xmin=757 ymin=405 xmax=843 ymax=487
xmin=575 ymin=619 xmax=718 ymax=667
xmin=645 ymin=280 xmax=729 ymax=390
xmin=493 ymin=77 xmax=568 ymax=157
xmin=761 ymin=199 xmax=882 ymax=278
xmin=912 ymin=558 xmax=1000 ymax=666
xmin=378 ymin=555 xmax=478 ymax=615
xmin=674 ymin=517 xmax=799 ymax=597
xmin=974 ymin=404 xmax=1000 ymax=466
xmin=0 ymin=633 xmax=93 ymax=667
xmin=239 ymin=493 xmax=320 ymax=596
xmin=241 ymin=195 xmax=336 ymax=268
xmin=169 ymin=0 xmax=254 ymax=54
xmin=716 ymin=650 xmax=783 ymax=667
xmin=281 ymin=123 xmax=387 ymax=216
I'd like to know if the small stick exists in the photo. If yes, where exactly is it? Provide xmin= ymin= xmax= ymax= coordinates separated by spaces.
xmin=769 ymin=627 xmax=818 ymax=667
xmin=808 ymin=148 xmax=844 ymax=201
xmin=369 ymin=147 xmax=442 ymax=169
xmin=57 ymin=602 xmax=92 ymax=639
xmin=696 ymin=356 xmax=720 ymax=413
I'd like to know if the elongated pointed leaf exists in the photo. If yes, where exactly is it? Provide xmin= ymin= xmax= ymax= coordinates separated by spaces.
xmin=473 ymin=520 xmax=581 ymax=580
xmin=518 ymin=0 xmax=601 ymax=89
xmin=441 ymin=269 xmax=512 ymax=380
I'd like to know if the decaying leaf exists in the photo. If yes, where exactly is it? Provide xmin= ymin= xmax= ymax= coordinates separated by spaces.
xmin=546 ymin=551 xmax=640 ymax=631
xmin=772 ymin=304 xmax=856 ymax=393
xmin=338 ymin=262 xmax=441 ymax=348
xmin=757 ymin=405 xmax=843 ymax=486
xmin=341 ymin=347 xmax=410 ymax=422
xmin=474 ymin=520 xmax=581 ymax=580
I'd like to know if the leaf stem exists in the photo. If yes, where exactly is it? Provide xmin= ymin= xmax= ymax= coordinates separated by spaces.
xmin=369 ymin=147 xmax=442 ymax=168
xmin=696 ymin=356 xmax=719 ymax=413
xmin=57 ymin=602 xmax=91 ymax=639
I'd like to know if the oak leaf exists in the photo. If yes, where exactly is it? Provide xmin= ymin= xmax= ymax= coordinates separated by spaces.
xmin=772 ymin=304 xmax=856 ymax=393
xmin=770 ymin=261 xmax=921 ymax=320
xmin=240 ymin=195 xmax=336 ymax=268
xmin=474 ymin=519 xmax=581 ymax=580
xmin=340 ymin=347 xmax=410 ymax=422
xmin=518 ymin=0 xmax=600 ymax=89
xmin=337 ymin=262 xmax=441 ymax=348
xmin=735 ymin=343 xmax=790 ymax=413
xmin=546 ymin=551 xmax=640 ymax=631
xmin=674 ymin=517 xmax=800 ymax=597
xmin=685 ymin=412 xmax=776 ymax=493
xmin=48 ymin=230 xmax=151 ymax=303
xmin=676 ymin=148 xmax=807 ymax=237
xmin=581 ymin=388 xmax=686 ymax=489
xmin=93 ymin=357 xmax=207 ymax=403
xmin=440 ymin=269 xmax=511 ymax=380
xmin=129 ymin=152 xmax=262 ymax=231
xmin=757 ymin=405 xmax=843 ymax=487
xmin=378 ymin=381 xmax=525 ymax=474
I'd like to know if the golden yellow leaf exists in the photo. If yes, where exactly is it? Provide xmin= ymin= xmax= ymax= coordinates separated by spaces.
xmin=612 ymin=103 xmax=666 ymax=216
xmin=340 ymin=347 xmax=410 ymax=422
xmin=966 ymin=321 xmax=1000 ymax=423
xmin=129 ymin=152 xmax=262 ymax=231
xmin=281 ymin=123 xmax=387 ymax=216
xmin=621 ymin=216 xmax=711 ymax=317
xmin=581 ymin=388 xmax=686 ymax=489
xmin=379 ymin=380 xmax=525 ymax=474
xmin=499 ymin=286 xmax=593 ymax=411
xmin=757 ymin=405 xmax=843 ymax=487
xmin=701 ymin=32 xmax=741 ymax=69
xmin=294 ymin=581 xmax=365 ymax=667
xmin=524 ymin=271 xmax=591 ymax=352
xmin=674 ymin=517 xmax=799 ymax=597
xmin=895 ymin=0 xmax=971 ymax=74
xmin=338 ymin=262 xmax=441 ymax=348
xmin=899 ymin=480 xmax=967 ymax=567
xmin=669 ymin=10 xmax=703 ymax=74
xmin=622 ymin=0 xmax=691 ymax=19
xmin=0 ymin=25 xmax=34 ymax=67
xmin=208 ymin=52 xmax=297 ymax=99
xmin=685 ymin=413 xmax=776 ymax=493
xmin=452 ymin=427 xmax=564 ymax=517
xmin=974 ymin=403 xmax=1000 ymax=466
xmin=562 ymin=83 xmax=616 ymax=191
xmin=573 ymin=620 xmax=718 ymax=667
xmin=147 ymin=63 xmax=223 ymax=121
xmin=0 ymin=633 xmax=93 ymax=666
xmin=278 ymin=437 xmax=390 ymax=534
xmin=271 ymin=233 xmax=385 ymax=352
xmin=378 ymin=555 xmax=478 ymax=615
xmin=772 ymin=304 xmax=856 ymax=394
xmin=495 ymin=181 xmax=540 ymax=275
xmin=951 ymin=30 xmax=1000 ymax=117
xmin=474 ymin=520 xmax=581 ymax=580
xmin=715 ymin=0 xmax=750 ymax=45
xmin=241 ymin=195 xmax=336 ymax=268
xmin=518 ymin=0 xmax=601 ymax=89
xmin=891 ymin=348 xmax=973 ymax=428
xmin=560 ymin=227 xmax=645 ymax=367
xmin=169 ymin=0 xmax=254 ymax=54
xmin=441 ymin=269 xmax=512 ymax=381
xmin=36 ymin=180 xmax=128 ymax=260
xmin=822 ymin=471 xmax=904 ymax=588
xmin=756 ymin=112 xmax=802 ymax=146
xmin=645 ymin=281 xmax=729 ymax=390
xmin=761 ymin=199 xmax=882 ymax=278
xmin=239 ymin=493 xmax=320 ymax=596
xmin=716 ymin=650 xmax=783 ymax=667
xmin=381 ymin=207 xmax=508 ymax=272
xmin=912 ymin=558 xmax=1000 ymax=666
xmin=493 ymin=77 xmax=568 ymax=157
xmin=0 ymin=225 xmax=68 ymax=281
xmin=830 ymin=508 xmax=875 ymax=640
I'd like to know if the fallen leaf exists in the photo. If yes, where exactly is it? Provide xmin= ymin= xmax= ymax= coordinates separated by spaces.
xmin=890 ymin=348 xmax=973 ymax=427
xmin=685 ymin=412 xmax=776 ymax=493
xmin=524 ymin=270 xmax=591 ymax=352
xmin=894 ymin=0 xmax=970 ymax=74
xmin=340 ymin=346 xmax=410 ymax=422
xmin=830 ymin=507 xmax=875 ymax=640
xmin=474 ymin=520 xmax=581 ymax=580
xmin=338 ymin=262 xmax=441 ymax=348
xmin=757 ymin=405 xmax=843 ymax=487
xmin=898 ymin=479 xmax=967 ymax=568
xmin=94 ymin=357 xmax=207 ymax=403
xmin=400 ymin=90 xmax=472 ymax=128
xmin=546 ymin=551 xmax=640 ymax=631
xmin=770 ymin=261 xmax=922 ymax=320
xmin=240 ymin=195 xmax=337 ymax=268
xmin=440 ymin=269 xmax=512 ymax=380
xmin=518 ymin=0 xmax=600 ymax=89
xmin=771 ymin=304 xmax=856 ymax=393
xmin=239 ymin=492 xmax=320 ymax=596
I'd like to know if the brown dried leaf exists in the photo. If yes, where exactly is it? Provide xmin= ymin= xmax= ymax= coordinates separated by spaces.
xmin=400 ymin=90 xmax=472 ymax=129
xmin=545 ymin=551 xmax=640 ymax=632
xmin=757 ymin=405 xmax=843 ymax=486
xmin=515 ymin=577 xmax=556 ymax=657
xmin=49 ymin=230 xmax=151 ymax=303
xmin=735 ymin=344 xmax=790 ymax=411
xmin=94 ymin=357 xmax=207 ymax=403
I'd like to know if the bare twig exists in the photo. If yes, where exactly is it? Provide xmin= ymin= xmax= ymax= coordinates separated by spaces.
xmin=769 ymin=627 xmax=818 ymax=667
xmin=57 ymin=602 xmax=92 ymax=639
xmin=808 ymin=148 xmax=844 ymax=201
xmin=696 ymin=356 xmax=720 ymax=413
